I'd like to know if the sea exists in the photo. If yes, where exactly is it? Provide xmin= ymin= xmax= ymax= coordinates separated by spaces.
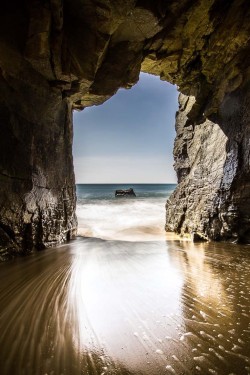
xmin=76 ymin=183 xmax=177 ymax=241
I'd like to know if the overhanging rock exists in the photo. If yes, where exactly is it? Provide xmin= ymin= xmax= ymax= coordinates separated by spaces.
xmin=0 ymin=0 xmax=249 ymax=258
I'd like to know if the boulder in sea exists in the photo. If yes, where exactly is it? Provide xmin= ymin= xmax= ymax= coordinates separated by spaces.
xmin=115 ymin=188 xmax=136 ymax=197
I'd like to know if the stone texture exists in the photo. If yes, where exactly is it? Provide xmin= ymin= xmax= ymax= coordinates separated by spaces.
xmin=0 ymin=0 xmax=250 ymax=258
xmin=165 ymin=94 xmax=228 ymax=240
xmin=166 ymin=87 xmax=250 ymax=243
xmin=0 ymin=39 xmax=77 ymax=260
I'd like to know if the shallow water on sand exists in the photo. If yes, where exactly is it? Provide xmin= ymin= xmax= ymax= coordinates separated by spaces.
xmin=0 ymin=237 xmax=249 ymax=375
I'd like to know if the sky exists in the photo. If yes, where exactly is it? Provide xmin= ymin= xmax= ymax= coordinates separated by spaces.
xmin=73 ymin=72 xmax=179 ymax=183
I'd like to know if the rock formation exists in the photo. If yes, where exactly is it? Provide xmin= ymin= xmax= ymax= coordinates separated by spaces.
xmin=166 ymin=88 xmax=250 ymax=243
xmin=115 ymin=188 xmax=136 ymax=197
xmin=0 ymin=0 xmax=249 ymax=258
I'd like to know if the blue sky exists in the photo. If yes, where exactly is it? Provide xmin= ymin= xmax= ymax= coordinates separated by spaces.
xmin=73 ymin=73 xmax=179 ymax=183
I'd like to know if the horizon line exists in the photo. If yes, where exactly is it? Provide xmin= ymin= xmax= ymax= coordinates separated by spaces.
xmin=75 ymin=182 xmax=177 ymax=184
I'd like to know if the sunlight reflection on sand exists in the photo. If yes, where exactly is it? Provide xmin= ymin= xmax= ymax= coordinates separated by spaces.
xmin=0 ymin=237 xmax=249 ymax=374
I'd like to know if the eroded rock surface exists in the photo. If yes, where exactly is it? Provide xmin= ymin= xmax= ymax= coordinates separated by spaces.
xmin=0 ymin=47 xmax=77 ymax=260
xmin=0 ymin=0 xmax=249 ymax=257
xmin=166 ymin=89 xmax=250 ymax=243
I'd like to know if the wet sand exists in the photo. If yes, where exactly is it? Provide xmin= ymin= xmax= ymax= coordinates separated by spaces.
xmin=0 ymin=237 xmax=249 ymax=375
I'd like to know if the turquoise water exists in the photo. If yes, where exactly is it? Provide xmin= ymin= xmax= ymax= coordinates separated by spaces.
xmin=76 ymin=184 xmax=176 ymax=240
xmin=76 ymin=183 xmax=177 ymax=200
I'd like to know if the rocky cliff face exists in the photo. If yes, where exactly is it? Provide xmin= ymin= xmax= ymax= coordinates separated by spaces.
xmin=0 ymin=47 xmax=77 ymax=260
xmin=0 ymin=0 xmax=249 ymax=258
xmin=166 ymin=87 xmax=250 ymax=243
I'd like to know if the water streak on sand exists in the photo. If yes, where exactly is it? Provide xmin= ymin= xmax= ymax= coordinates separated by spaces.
xmin=0 ymin=238 xmax=249 ymax=374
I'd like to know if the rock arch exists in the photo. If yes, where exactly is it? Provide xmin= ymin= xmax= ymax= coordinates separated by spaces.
xmin=0 ymin=0 xmax=249 ymax=258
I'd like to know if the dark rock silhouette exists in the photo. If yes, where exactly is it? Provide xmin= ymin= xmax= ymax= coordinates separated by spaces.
xmin=115 ymin=188 xmax=136 ymax=197
xmin=0 ymin=0 xmax=250 ymax=257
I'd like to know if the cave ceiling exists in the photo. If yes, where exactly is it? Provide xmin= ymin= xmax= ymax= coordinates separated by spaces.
xmin=1 ymin=0 xmax=249 ymax=122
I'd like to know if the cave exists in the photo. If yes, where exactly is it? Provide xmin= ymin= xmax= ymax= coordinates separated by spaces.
xmin=0 ymin=0 xmax=249 ymax=259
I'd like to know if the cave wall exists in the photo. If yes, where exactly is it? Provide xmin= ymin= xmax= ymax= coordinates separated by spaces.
xmin=0 ymin=44 xmax=77 ymax=260
xmin=166 ymin=94 xmax=228 ymax=240
xmin=0 ymin=0 xmax=249 ymax=257
xmin=166 ymin=85 xmax=250 ymax=242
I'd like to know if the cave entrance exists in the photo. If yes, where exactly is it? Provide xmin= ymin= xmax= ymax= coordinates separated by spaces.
xmin=72 ymin=73 xmax=179 ymax=241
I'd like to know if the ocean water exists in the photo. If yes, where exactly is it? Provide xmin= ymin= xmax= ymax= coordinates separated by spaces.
xmin=76 ymin=184 xmax=177 ymax=241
